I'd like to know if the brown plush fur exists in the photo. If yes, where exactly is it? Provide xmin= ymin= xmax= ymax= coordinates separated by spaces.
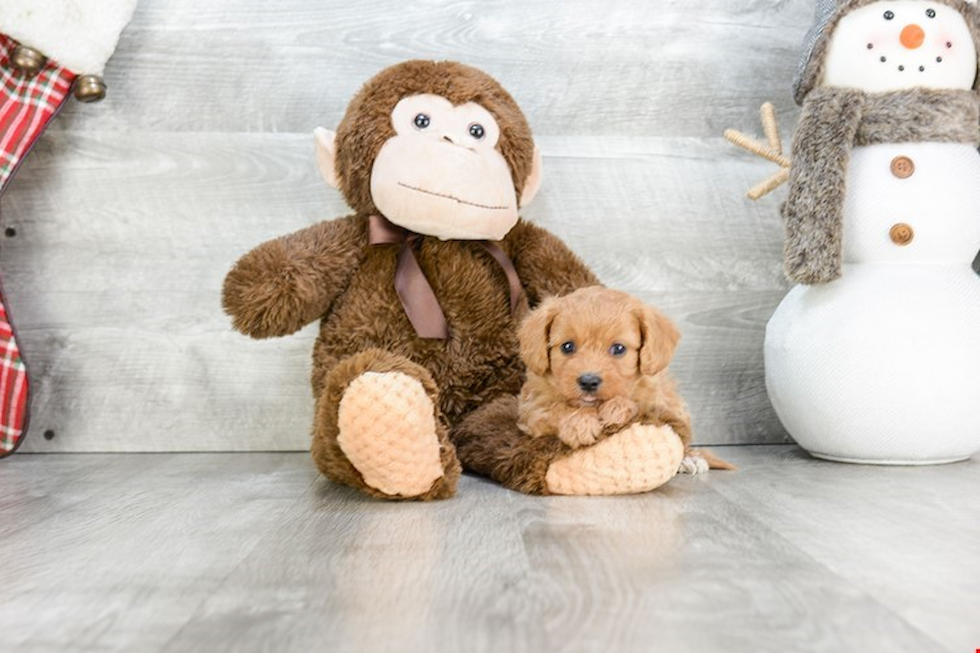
xmin=853 ymin=88 xmax=980 ymax=147
xmin=301 ymin=218 xmax=598 ymax=420
xmin=783 ymin=87 xmax=980 ymax=284
xmin=454 ymin=395 xmax=571 ymax=495
xmin=782 ymin=88 xmax=864 ymax=284
xmin=312 ymin=348 xmax=462 ymax=500
xmin=223 ymin=61 xmax=598 ymax=500
xmin=515 ymin=287 xmax=693 ymax=450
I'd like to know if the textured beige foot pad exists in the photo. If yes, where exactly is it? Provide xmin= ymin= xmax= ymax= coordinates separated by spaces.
xmin=337 ymin=372 xmax=444 ymax=497
xmin=546 ymin=423 xmax=684 ymax=496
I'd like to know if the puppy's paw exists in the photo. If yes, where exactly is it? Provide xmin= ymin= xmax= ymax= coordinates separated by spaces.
xmin=677 ymin=454 xmax=710 ymax=476
xmin=558 ymin=412 xmax=602 ymax=449
xmin=598 ymin=396 xmax=639 ymax=430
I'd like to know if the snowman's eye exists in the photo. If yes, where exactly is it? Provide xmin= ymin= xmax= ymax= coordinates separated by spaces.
xmin=926 ymin=8 xmax=936 ymax=18
xmin=884 ymin=10 xmax=895 ymax=19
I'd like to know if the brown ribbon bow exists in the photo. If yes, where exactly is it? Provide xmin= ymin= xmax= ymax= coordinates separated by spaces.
xmin=368 ymin=214 xmax=523 ymax=339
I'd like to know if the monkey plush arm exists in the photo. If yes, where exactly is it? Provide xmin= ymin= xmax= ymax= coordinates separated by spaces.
xmin=505 ymin=220 xmax=600 ymax=305
xmin=222 ymin=216 xmax=366 ymax=338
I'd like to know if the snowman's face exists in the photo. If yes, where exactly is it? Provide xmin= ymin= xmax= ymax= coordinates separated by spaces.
xmin=821 ymin=1 xmax=978 ymax=92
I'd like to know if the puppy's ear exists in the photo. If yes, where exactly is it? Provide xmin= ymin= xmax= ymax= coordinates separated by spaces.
xmin=519 ymin=297 xmax=560 ymax=376
xmin=635 ymin=303 xmax=681 ymax=376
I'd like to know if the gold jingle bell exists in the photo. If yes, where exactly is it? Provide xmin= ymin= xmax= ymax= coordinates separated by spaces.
xmin=11 ymin=45 xmax=47 ymax=77
xmin=73 ymin=75 xmax=107 ymax=103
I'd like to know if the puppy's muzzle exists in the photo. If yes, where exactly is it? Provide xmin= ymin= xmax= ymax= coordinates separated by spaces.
xmin=577 ymin=373 xmax=602 ymax=393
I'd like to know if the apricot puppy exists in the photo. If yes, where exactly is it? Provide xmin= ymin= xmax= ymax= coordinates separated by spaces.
xmin=517 ymin=286 xmax=732 ymax=471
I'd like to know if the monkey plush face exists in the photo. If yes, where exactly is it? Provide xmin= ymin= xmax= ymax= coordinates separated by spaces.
xmin=314 ymin=60 xmax=542 ymax=241
xmin=369 ymin=93 xmax=519 ymax=240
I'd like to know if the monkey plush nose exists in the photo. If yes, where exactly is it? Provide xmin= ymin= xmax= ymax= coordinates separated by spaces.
xmin=577 ymin=373 xmax=602 ymax=393
xmin=900 ymin=24 xmax=925 ymax=49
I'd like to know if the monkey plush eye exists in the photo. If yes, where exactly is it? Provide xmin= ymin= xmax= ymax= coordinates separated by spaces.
xmin=609 ymin=343 xmax=627 ymax=357
xmin=883 ymin=10 xmax=894 ymax=19
xmin=926 ymin=8 xmax=936 ymax=18
xmin=469 ymin=123 xmax=485 ymax=140
xmin=413 ymin=113 xmax=431 ymax=129
xmin=560 ymin=341 xmax=576 ymax=355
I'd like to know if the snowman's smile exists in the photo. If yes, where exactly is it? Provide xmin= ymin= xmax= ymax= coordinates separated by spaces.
xmin=870 ymin=36 xmax=955 ymax=73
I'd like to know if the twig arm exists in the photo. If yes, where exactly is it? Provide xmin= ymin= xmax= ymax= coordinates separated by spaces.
xmin=724 ymin=103 xmax=792 ymax=200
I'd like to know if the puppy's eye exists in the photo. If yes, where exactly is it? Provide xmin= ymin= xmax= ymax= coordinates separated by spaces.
xmin=926 ymin=8 xmax=936 ymax=18
xmin=883 ymin=10 xmax=894 ymax=19
xmin=610 ymin=343 xmax=627 ymax=357
xmin=414 ymin=113 xmax=431 ymax=130
xmin=559 ymin=341 xmax=576 ymax=355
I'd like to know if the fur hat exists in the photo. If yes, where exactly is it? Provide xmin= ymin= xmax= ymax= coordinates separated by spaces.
xmin=792 ymin=0 xmax=980 ymax=104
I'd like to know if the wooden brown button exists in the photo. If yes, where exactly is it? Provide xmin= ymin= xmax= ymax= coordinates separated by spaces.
xmin=890 ymin=156 xmax=915 ymax=179
xmin=890 ymin=223 xmax=914 ymax=246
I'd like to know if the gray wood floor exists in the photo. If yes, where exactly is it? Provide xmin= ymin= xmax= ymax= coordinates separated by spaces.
xmin=2 ymin=447 xmax=978 ymax=652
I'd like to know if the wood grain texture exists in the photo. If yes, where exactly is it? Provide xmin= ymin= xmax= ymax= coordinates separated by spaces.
xmin=2 ymin=130 xmax=791 ymax=451
xmin=0 ymin=453 xmax=315 ymax=650
xmin=2 ymin=447 xmax=977 ymax=652
xmin=711 ymin=446 xmax=980 ymax=653
xmin=48 ymin=0 xmax=813 ymax=138
xmin=0 ymin=0 xmax=897 ymax=452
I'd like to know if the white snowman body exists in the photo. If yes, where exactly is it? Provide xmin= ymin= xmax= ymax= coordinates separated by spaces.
xmin=766 ymin=0 xmax=980 ymax=463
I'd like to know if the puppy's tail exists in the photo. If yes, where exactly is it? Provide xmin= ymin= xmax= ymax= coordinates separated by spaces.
xmin=689 ymin=448 xmax=737 ymax=471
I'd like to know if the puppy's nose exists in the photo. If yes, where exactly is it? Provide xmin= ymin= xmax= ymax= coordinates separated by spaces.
xmin=577 ymin=373 xmax=602 ymax=393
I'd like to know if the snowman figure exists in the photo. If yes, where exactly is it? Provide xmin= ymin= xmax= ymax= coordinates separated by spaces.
xmin=763 ymin=0 xmax=980 ymax=463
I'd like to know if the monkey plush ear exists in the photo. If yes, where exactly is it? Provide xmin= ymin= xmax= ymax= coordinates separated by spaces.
xmin=518 ymin=145 xmax=543 ymax=208
xmin=518 ymin=296 xmax=559 ymax=376
xmin=635 ymin=304 xmax=681 ymax=376
xmin=314 ymin=127 xmax=340 ymax=189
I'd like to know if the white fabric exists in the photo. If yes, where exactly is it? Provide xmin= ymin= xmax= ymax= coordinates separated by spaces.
xmin=843 ymin=143 xmax=980 ymax=265
xmin=822 ymin=1 xmax=977 ymax=93
xmin=0 ymin=0 xmax=138 ymax=75
xmin=773 ymin=6 xmax=980 ymax=464
xmin=766 ymin=264 xmax=980 ymax=463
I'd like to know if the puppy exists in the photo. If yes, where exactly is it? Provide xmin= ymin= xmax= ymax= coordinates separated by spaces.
xmin=517 ymin=286 xmax=733 ymax=473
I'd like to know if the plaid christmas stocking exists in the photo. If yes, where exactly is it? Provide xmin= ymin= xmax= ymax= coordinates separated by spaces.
xmin=0 ymin=35 xmax=76 ymax=456
xmin=0 ymin=0 xmax=137 ymax=456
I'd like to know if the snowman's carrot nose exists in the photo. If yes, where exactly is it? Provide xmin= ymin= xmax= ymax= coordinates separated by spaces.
xmin=900 ymin=24 xmax=925 ymax=49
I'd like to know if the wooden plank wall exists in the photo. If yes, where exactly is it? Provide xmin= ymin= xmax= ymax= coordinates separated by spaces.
xmin=2 ymin=0 xmax=822 ymax=452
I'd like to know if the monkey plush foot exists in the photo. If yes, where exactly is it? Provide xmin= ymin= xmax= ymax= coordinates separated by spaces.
xmin=337 ymin=371 xmax=445 ymax=497
xmin=312 ymin=349 xmax=460 ymax=500
xmin=545 ymin=423 xmax=684 ymax=496
xmin=454 ymin=396 xmax=684 ymax=496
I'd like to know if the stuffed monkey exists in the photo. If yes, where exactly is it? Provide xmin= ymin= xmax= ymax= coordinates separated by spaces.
xmin=224 ymin=60 xmax=686 ymax=498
